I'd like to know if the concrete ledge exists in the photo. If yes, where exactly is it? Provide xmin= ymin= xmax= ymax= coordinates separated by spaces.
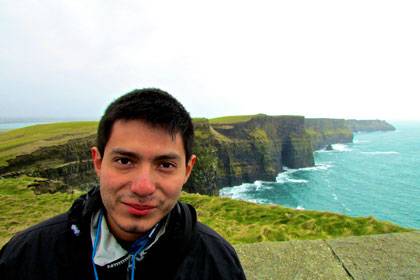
xmin=234 ymin=232 xmax=420 ymax=280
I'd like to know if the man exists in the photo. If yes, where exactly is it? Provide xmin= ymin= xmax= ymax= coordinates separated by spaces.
xmin=0 ymin=89 xmax=246 ymax=279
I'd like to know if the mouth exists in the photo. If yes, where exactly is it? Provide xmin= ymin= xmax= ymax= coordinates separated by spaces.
xmin=123 ymin=202 xmax=156 ymax=216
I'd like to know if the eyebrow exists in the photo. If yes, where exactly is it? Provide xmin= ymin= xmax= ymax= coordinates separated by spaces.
xmin=110 ymin=148 xmax=140 ymax=159
xmin=110 ymin=148 xmax=182 ymax=162
xmin=154 ymin=153 xmax=182 ymax=162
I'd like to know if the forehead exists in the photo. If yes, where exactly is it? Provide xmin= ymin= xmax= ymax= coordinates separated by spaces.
xmin=107 ymin=119 xmax=185 ymax=155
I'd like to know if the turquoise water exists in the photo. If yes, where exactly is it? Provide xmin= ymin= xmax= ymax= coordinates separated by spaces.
xmin=220 ymin=122 xmax=420 ymax=229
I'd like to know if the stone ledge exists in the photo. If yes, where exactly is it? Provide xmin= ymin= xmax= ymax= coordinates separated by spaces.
xmin=235 ymin=232 xmax=420 ymax=280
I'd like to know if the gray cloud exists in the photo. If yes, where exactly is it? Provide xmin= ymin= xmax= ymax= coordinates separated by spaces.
xmin=1 ymin=0 xmax=419 ymax=120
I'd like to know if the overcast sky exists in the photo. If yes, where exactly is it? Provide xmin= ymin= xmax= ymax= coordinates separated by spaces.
xmin=1 ymin=0 xmax=419 ymax=121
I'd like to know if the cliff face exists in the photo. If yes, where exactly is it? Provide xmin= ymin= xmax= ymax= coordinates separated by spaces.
xmin=304 ymin=118 xmax=395 ymax=150
xmin=305 ymin=118 xmax=354 ymax=150
xmin=345 ymin=119 xmax=396 ymax=132
xmin=185 ymin=115 xmax=314 ymax=191
xmin=0 ymin=135 xmax=97 ymax=192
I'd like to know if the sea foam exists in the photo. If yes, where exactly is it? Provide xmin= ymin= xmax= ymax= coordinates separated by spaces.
xmin=276 ymin=172 xmax=308 ymax=184
xmin=331 ymin=143 xmax=352 ymax=152
xmin=283 ymin=163 xmax=332 ymax=173
xmin=316 ymin=143 xmax=352 ymax=153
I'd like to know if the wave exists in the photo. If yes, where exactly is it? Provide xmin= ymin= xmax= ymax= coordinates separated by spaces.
xmin=316 ymin=143 xmax=352 ymax=153
xmin=276 ymin=172 xmax=308 ymax=184
xmin=221 ymin=163 xmax=333 ymax=198
xmin=296 ymin=205 xmax=305 ymax=210
xmin=331 ymin=143 xmax=352 ymax=152
xmin=219 ymin=180 xmax=274 ymax=198
xmin=283 ymin=163 xmax=332 ymax=173
xmin=360 ymin=151 xmax=400 ymax=155
xmin=254 ymin=180 xmax=264 ymax=191
xmin=219 ymin=183 xmax=253 ymax=197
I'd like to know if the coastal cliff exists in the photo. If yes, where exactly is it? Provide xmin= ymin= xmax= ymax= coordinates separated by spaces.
xmin=303 ymin=118 xmax=396 ymax=150
xmin=0 ymin=135 xmax=98 ymax=191
xmin=305 ymin=118 xmax=354 ymax=150
xmin=186 ymin=115 xmax=314 ymax=191
xmin=0 ymin=117 xmax=395 ymax=195
xmin=345 ymin=119 xmax=396 ymax=132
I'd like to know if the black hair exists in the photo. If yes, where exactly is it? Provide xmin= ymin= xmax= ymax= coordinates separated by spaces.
xmin=97 ymin=88 xmax=194 ymax=164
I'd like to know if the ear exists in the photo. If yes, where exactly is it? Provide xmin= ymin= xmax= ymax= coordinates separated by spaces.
xmin=184 ymin=154 xmax=197 ymax=183
xmin=91 ymin=147 xmax=102 ymax=177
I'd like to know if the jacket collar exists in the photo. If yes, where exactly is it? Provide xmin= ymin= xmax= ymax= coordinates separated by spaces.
xmin=90 ymin=209 xmax=168 ymax=267
xmin=67 ymin=186 xmax=197 ymax=257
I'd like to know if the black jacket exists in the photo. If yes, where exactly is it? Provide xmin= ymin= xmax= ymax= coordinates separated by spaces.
xmin=0 ymin=188 xmax=246 ymax=279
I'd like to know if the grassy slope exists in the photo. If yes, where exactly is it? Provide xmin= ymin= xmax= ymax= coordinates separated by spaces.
xmin=209 ymin=115 xmax=256 ymax=124
xmin=0 ymin=177 xmax=81 ymax=246
xmin=181 ymin=193 xmax=409 ymax=244
xmin=0 ymin=177 xmax=409 ymax=247
xmin=0 ymin=122 xmax=98 ymax=167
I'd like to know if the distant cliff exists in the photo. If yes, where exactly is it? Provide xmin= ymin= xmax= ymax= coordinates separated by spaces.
xmin=304 ymin=118 xmax=396 ymax=150
xmin=305 ymin=118 xmax=354 ymax=150
xmin=345 ymin=119 xmax=396 ymax=132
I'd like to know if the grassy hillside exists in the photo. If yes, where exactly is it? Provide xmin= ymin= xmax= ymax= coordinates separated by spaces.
xmin=209 ymin=115 xmax=256 ymax=124
xmin=0 ymin=177 xmax=81 ymax=246
xmin=181 ymin=193 xmax=409 ymax=244
xmin=0 ymin=122 xmax=98 ymax=167
xmin=0 ymin=177 xmax=409 ymax=247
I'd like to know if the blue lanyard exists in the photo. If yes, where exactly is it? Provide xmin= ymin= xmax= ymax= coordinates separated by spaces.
xmin=91 ymin=210 xmax=159 ymax=280
xmin=91 ymin=210 xmax=103 ymax=280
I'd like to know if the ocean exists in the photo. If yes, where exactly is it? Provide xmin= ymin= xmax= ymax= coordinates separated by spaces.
xmin=0 ymin=118 xmax=93 ymax=132
xmin=0 ymin=121 xmax=53 ymax=132
xmin=221 ymin=121 xmax=420 ymax=229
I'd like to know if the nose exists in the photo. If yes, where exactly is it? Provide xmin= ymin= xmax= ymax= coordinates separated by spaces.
xmin=130 ymin=168 xmax=156 ymax=197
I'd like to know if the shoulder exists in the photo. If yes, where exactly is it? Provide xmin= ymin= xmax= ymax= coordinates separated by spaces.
xmin=7 ymin=213 xmax=68 ymax=244
xmin=180 ymin=222 xmax=246 ymax=279
xmin=168 ymin=203 xmax=246 ymax=279
xmin=195 ymin=222 xmax=237 ymax=253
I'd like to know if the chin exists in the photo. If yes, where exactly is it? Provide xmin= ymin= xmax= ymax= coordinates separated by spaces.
xmin=124 ymin=216 xmax=159 ymax=234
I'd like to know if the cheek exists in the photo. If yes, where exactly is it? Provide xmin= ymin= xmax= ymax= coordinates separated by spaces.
xmin=99 ymin=170 xmax=127 ymax=202
xmin=100 ymin=169 xmax=125 ymax=189
xmin=161 ymin=177 xmax=184 ymax=198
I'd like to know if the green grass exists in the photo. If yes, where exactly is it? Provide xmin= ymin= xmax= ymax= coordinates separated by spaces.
xmin=0 ymin=122 xmax=98 ymax=167
xmin=249 ymin=128 xmax=269 ymax=143
xmin=0 ymin=177 xmax=81 ymax=246
xmin=209 ymin=115 xmax=256 ymax=124
xmin=0 ymin=177 xmax=410 ymax=248
xmin=180 ymin=193 xmax=410 ymax=244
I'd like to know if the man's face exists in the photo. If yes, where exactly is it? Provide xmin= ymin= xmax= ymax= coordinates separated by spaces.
xmin=91 ymin=119 xmax=196 ymax=241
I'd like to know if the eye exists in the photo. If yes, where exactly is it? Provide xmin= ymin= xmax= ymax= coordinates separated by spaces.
xmin=159 ymin=161 xmax=176 ymax=170
xmin=115 ymin=157 xmax=133 ymax=166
